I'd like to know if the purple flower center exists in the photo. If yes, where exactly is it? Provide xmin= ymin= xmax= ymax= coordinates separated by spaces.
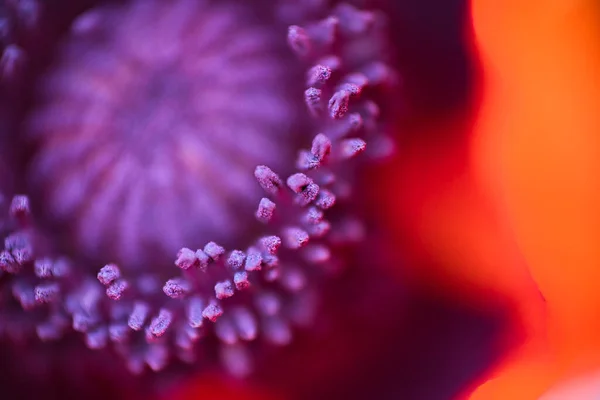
xmin=0 ymin=0 xmax=398 ymax=378
xmin=25 ymin=0 xmax=299 ymax=271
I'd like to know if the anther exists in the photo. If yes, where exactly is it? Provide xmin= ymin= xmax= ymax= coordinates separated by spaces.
xmin=254 ymin=165 xmax=283 ymax=195
xmin=255 ymin=198 xmax=276 ymax=223
xmin=163 ymin=278 xmax=192 ymax=299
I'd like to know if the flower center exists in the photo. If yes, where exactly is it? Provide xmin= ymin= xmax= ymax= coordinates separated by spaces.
xmin=24 ymin=0 xmax=299 ymax=272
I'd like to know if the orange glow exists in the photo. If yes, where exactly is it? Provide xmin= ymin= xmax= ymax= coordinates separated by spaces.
xmin=469 ymin=0 xmax=600 ymax=398
xmin=378 ymin=0 xmax=600 ymax=398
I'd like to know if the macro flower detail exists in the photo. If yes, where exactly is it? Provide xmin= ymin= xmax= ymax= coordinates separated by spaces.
xmin=0 ymin=194 xmax=71 ymax=342
xmin=26 ymin=0 xmax=298 ymax=270
xmin=117 ymin=1 xmax=396 ymax=376
xmin=0 ymin=0 xmax=398 ymax=379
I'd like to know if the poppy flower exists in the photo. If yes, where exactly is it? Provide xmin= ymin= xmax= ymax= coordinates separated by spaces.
xmin=170 ymin=0 xmax=520 ymax=399
xmin=0 ymin=0 xmax=410 ymax=398
xmin=1 ymin=1 xmax=521 ymax=399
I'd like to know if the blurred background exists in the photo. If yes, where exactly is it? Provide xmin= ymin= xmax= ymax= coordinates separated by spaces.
xmin=2 ymin=0 xmax=600 ymax=399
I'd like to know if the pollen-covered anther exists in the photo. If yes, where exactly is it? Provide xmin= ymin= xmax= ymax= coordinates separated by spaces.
xmin=262 ymin=252 xmax=280 ymax=273
xmin=194 ymin=249 xmax=210 ymax=271
xmin=296 ymin=150 xmax=316 ymax=171
xmin=204 ymin=242 xmax=225 ymax=261
xmin=287 ymin=15 xmax=340 ymax=59
xmin=311 ymin=133 xmax=332 ymax=162
xmin=97 ymin=263 xmax=121 ymax=286
xmin=317 ymin=54 xmax=342 ymax=71
xmin=0 ymin=250 xmax=18 ymax=273
xmin=259 ymin=235 xmax=282 ymax=255
xmin=328 ymin=89 xmax=352 ymax=119
xmin=4 ymin=231 xmax=29 ymax=250
xmin=12 ymin=245 xmax=33 ymax=266
xmin=304 ymin=87 xmax=323 ymax=116
xmin=342 ymin=73 xmax=369 ymax=92
xmin=306 ymin=64 xmax=332 ymax=86
xmin=42 ymin=257 xmax=70 ymax=278
xmin=343 ymin=113 xmax=364 ymax=135
xmin=255 ymin=166 xmax=283 ymax=196
xmin=286 ymin=173 xmax=319 ymax=206
xmin=286 ymin=173 xmax=312 ymax=194
xmin=226 ymin=250 xmax=246 ymax=270
xmin=186 ymin=296 xmax=204 ymax=328
xmin=298 ymin=133 xmax=332 ymax=170
xmin=34 ymin=282 xmax=60 ymax=304
xmin=174 ymin=248 xmax=199 ymax=270
xmin=215 ymin=280 xmax=234 ymax=300
xmin=148 ymin=309 xmax=174 ymax=339
xmin=202 ymin=302 xmax=224 ymax=322
xmin=106 ymin=279 xmax=129 ymax=300
xmin=9 ymin=195 xmax=31 ymax=219
xmin=256 ymin=198 xmax=276 ymax=224
xmin=287 ymin=25 xmax=311 ymax=57
xmin=69 ymin=281 xmax=103 ymax=331
xmin=128 ymin=301 xmax=151 ymax=331
xmin=12 ymin=246 xmax=34 ymax=265
xmin=33 ymin=257 xmax=53 ymax=278
xmin=302 ymin=207 xmax=324 ymax=225
xmin=5 ymin=232 xmax=34 ymax=266
xmin=233 ymin=271 xmax=250 ymax=290
xmin=315 ymin=189 xmax=336 ymax=210
xmin=310 ymin=16 xmax=338 ymax=48
xmin=282 ymin=227 xmax=310 ymax=249
xmin=244 ymin=247 xmax=262 ymax=272
xmin=339 ymin=138 xmax=367 ymax=159
xmin=163 ymin=278 xmax=192 ymax=299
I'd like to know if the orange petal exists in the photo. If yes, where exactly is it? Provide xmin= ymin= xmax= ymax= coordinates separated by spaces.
xmin=471 ymin=0 xmax=600 ymax=396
